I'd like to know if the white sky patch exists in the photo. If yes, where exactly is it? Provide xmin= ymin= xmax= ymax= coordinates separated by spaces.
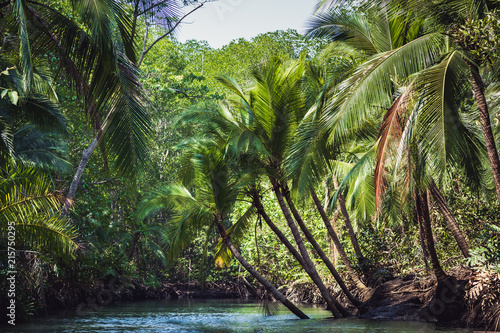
xmin=176 ymin=1 xmax=318 ymax=48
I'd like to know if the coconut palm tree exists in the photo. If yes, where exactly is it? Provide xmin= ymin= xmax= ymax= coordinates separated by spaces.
xmin=209 ymin=58 xmax=355 ymax=316
xmin=310 ymin=0 xmax=500 ymax=205
xmin=285 ymin=59 xmax=370 ymax=294
xmin=137 ymin=140 xmax=309 ymax=319
xmin=308 ymin=2 xmax=484 ymax=263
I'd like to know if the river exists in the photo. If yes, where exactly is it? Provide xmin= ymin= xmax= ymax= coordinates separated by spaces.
xmin=4 ymin=299 xmax=472 ymax=332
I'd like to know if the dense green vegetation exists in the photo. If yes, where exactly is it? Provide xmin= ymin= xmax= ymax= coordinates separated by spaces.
xmin=1 ymin=0 xmax=500 ymax=329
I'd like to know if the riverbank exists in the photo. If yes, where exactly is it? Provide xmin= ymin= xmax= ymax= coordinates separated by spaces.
xmin=2 ymin=266 xmax=498 ymax=330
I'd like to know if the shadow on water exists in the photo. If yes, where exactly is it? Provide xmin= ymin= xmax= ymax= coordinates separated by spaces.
xmin=4 ymin=299 xmax=473 ymax=333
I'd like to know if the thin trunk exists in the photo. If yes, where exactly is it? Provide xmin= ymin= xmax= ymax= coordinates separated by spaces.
xmin=323 ymin=179 xmax=331 ymax=213
xmin=429 ymin=181 xmax=470 ymax=258
xmin=270 ymin=177 xmax=346 ymax=318
xmin=128 ymin=232 xmax=140 ymax=260
xmin=130 ymin=0 xmax=140 ymax=42
xmin=251 ymin=191 xmax=306 ymax=268
xmin=283 ymin=180 xmax=365 ymax=300
xmin=253 ymin=190 xmax=360 ymax=307
xmin=468 ymin=62 xmax=500 ymax=205
xmin=416 ymin=211 xmax=430 ymax=270
xmin=215 ymin=219 xmax=309 ymax=319
xmin=415 ymin=190 xmax=448 ymax=282
xmin=330 ymin=208 xmax=341 ymax=267
xmin=310 ymin=188 xmax=366 ymax=304
xmin=61 ymin=137 xmax=98 ymax=216
xmin=332 ymin=177 xmax=365 ymax=264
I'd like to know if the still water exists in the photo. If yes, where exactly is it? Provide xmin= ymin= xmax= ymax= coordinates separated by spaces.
xmin=5 ymin=299 xmax=472 ymax=333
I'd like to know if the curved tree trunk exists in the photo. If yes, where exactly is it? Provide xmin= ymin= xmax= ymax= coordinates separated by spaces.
xmin=428 ymin=181 xmax=470 ymax=258
xmin=269 ymin=177 xmax=347 ymax=318
xmin=215 ymin=220 xmax=309 ymax=319
xmin=332 ymin=177 xmax=365 ymax=265
xmin=415 ymin=190 xmax=448 ymax=282
xmin=468 ymin=62 xmax=500 ymax=206
xmin=329 ymin=208 xmax=341 ymax=267
xmin=61 ymin=137 xmax=98 ymax=216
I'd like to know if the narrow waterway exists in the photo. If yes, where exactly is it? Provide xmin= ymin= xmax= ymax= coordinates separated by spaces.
xmin=5 ymin=299 xmax=472 ymax=332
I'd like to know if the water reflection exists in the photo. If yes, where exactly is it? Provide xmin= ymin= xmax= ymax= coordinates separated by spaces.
xmin=4 ymin=299 xmax=472 ymax=332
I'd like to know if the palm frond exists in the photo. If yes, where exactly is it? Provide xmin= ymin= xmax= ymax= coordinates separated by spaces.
xmin=13 ymin=125 xmax=70 ymax=172
xmin=374 ymin=83 xmax=414 ymax=208
xmin=12 ymin=0 xmax=33 ymax=91
xmin=323 ymin=32 xmax=444 ymax=147
xmin=104 ymin=54 xmax=152 ymax=178
xmin=226 ymin=205 xmax=255 ymax=247
xmin=306 ymin=9 xmax=379 ymax=55
xmin=12 ymin=214 xmax=77 ymax=256
xmin=0 ymin=166 xmax=77 ymax=257
xmin=415 ymin=51 xmax=487 ymax=187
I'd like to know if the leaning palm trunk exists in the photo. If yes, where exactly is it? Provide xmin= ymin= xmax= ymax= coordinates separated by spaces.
xmin=250 ymin=190 xmax=307 ymax=268
xmin=215 ymin=218 xmax=309 ymax=319
xmin=415 ymin=190 xmax=448 ymax=282
xmin=467 ymin=62 xmax=500 ymax=206
xmin=269 ymin=177 xmax=348 ymax=318
xmin=428 ymin=181 xmax=470 ymax=258
xmin=332 ymin=177 xmax=365 ymax=266
xmin=254 ymin=189 xmax=360 ymax=306
xmin=310 ymin=188 xmax=366 ymax=304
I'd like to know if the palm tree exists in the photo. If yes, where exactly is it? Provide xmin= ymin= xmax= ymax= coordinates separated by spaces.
xmin=400 ymin=0 xmax=500 ymax=204
xmin=286 ymin=59 xmax=371 ymax=292
xmin=310 ymin=0 xmax=500 ymax=204
xmin=207 ymin=58 xmax=353 ymax=316
xmin=308 ymin=3 xmax=482 ymax=264
xmin=137 ymin=141 xmax=309 ymax=319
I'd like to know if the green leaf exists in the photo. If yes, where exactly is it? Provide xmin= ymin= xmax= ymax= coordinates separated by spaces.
xmin=8 ymin=91 xmax=19 ymax=105
xmin=1 ymin=89 xmax=8 ymax=98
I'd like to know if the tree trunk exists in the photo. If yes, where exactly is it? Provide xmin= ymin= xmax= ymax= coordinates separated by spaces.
xmin=215 ymin=220 xmax=309 ymax=319
xmin=332 ymin=177 xmax=365 ymax=264
xmin=429 ymin=181 xmax=470 ymax=258
xmin=269 ymin=177 xmax=347 ymax=318
xmin=251 ymin=191 xmax=306 ymax=268
xmin=415 ymin=190 xmax=448 ymax=282
xmin=283 ymin=181 xmax=366 ymax=303
xmin=128 ymin=232 xmax=140 ymax=260
xmin=330 ymin=208 xmax=341 ymax=267
xmin=416 ymin=211 xmax=430 ymax=270
xmin=61 ymin=137 xmax=98 ymax=216
xmin=253 ymin=189 xmax=359 ymax=307
xmin=310 ymin=188 xmax=366 ymax=304
xmin=468 ymin=62 xmax=500 ymax=205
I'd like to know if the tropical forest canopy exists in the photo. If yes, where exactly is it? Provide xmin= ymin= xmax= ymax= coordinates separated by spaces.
xmin=1 ymin=0 xmax=500 ymax=329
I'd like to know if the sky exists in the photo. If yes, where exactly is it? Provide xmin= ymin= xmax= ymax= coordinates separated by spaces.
xmin=175 ymin=1 xmax=319 ymax=49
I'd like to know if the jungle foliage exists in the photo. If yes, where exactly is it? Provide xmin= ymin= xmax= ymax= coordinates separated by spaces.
xmin=1 ymin=0 xmax=500 ymax=329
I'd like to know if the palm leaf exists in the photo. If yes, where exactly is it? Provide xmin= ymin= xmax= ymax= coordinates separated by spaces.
xmin=12 ymin=0 xmax=33 ymax=91
xmin=323 ymin=32 xmax=444 ymax=146
xmin=414 ymin=51 xmax=487 ymax=187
